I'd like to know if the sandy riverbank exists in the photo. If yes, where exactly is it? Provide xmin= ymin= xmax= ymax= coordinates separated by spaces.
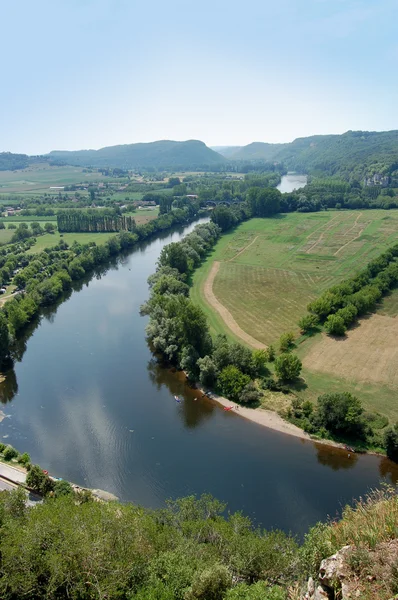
xmin=195 ymin=385 xmax=354 ymax=452
xmin=199 ymin=387 xmax=311 ymax=440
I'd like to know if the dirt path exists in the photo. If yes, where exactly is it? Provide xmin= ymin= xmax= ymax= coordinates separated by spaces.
xmin=343 ymin=212 xmax=363 ymax=236
xmin=305 ymin=214 xmax=345 ymax=254
xmin=203 ymin=261 xmax=267 ymax=349
xmin=334 ymin=229 xmax=364 ymax=256
xmin=229 ymin=235 xmax=259 ymax=262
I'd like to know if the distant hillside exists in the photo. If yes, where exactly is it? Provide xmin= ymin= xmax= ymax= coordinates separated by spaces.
xmin=230 ymin=130 xmax=398 ymax=180
xmin=0 ymin=152 xmax=29 ymax=171
xmin=47 ymin=140 xmax=226 ymax=171
xmin=210 ymin=146 xmax=242 ymax=158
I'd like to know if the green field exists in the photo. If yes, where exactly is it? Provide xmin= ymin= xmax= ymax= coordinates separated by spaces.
xmin=28 ymin=231 xmax=118 ymax=253
xmin=191 ymin=210 xmax=398 ymax=345
xmin=0 ymin=163 xmax=123 ymax=194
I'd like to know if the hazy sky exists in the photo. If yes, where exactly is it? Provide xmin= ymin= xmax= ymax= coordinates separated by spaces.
xmin=1 ymin=0 xmax=397 ymax=154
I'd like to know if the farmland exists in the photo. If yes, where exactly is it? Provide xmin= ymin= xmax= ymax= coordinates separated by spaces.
xmin=191 ymin=210 xmax=398 ymax=346
xmin=0 ymin=163 xmax=116 ymax=195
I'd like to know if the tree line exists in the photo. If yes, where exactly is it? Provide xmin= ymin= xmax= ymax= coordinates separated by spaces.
xmin=143 ymin=221 xmax=303 ymax=409
xmin=57 ymin=210 xmax=137 ymax=233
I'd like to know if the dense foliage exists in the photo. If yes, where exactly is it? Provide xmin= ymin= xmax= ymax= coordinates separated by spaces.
xmin=57 ymin=210 xmax=137 ymax=232
xmin=230 ymin=130 xmax=398 ymax=181
xmin=0 ymin=152 xmax=29 ymax=171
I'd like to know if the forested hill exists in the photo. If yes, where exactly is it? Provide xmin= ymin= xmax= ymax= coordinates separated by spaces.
xmin=0 ymin=152 xmax=29 ymax=171
xmin=47 ymin=140 xmax=226 ymax=170
xmin=230 ymin=130 xmax=398 ymax=180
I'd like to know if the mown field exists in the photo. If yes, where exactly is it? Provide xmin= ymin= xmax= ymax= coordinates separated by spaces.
xmin=191 ymin=210 xmax=398 ymax=345
xmin=191 ymin=210 xmax=398 ymax=421
xmin=0 ymin=163 xmax=125 ymax=195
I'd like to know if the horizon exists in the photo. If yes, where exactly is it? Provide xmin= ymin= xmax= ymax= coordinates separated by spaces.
xmin=1 ymin=0 xmax=397 ymax=155
xmin=4 ymin=127 xmax=398 ymax=157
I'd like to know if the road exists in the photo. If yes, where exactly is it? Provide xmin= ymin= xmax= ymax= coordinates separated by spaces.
xmin=0 ymin=463 xmax=41 ymax=506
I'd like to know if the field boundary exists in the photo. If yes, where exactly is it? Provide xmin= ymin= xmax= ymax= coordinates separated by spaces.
xmin=203 ymin=261 xmax=267 ymax=349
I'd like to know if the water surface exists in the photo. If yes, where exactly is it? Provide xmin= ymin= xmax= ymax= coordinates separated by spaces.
xmin=277 ymin=173 xmax=308 ymax=193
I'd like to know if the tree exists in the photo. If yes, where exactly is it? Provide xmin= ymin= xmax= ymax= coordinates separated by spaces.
xmin=247 ymin=187 xmax=281 ymax=217
xmin=251 ymin=349 xmax=268 ymax=377
xmin=0 ymin=312 xmax=10 ymax=365
xmin=211 ymin=206 xmax=236 ymax=231
xmin=384 ymin=426 xmax=398 ymax=462
xmin=159 ymin=242 xmax=189 ymax=274
xmin=3 ymin=445 xmax=19 ymax=461
xmin=185 ymin=564 xmax=230 ymax=600
xmin=239 ymin=381 xmax=262 ymax=405
xmin=218 ymin=365 xmax=250 ymax=401
xmin=324 ymin=314 xmax=346 ymax=336
xmin=44 ymin=222 xmax=55 ymax=233
xmin=298 ymin=314 xmax=319 ymax=334
xmin=0 ymin=221 xmax=5 ymax=230
xmin=30 ymin=222 xmax=43 ymax=235
xmin=26 ymin=465 xmax=54 ymax=495
xmin=279 ymin=332 xmax=295 ymax=353
xmin=197 ymin=355 xmax=217 ymax=387
xmin=317 ymin=392 xmax=364 ymax=436
xmin=274 ymin=353 xmax=302 ymax=381
xmin=53 ymin=480 xmax=74 ymax=497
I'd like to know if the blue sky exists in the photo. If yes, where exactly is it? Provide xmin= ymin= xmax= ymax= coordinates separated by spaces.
xmin=1 ymin=0 xmax=397 ymax=154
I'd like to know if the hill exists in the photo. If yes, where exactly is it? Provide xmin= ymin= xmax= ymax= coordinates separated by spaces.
xmin=47 ymin=140 xmax=226 ymax=171
xmin=210 ymin=146 xmax=242 ymax=158
xmin=0 ymin=152 xmax=29 ymax=171
xmin=231 ymin=130 xmax=398 ymax=180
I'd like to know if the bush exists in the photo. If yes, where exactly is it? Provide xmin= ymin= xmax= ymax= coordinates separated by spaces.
xmin=17 ymin=452 xmax=31 ymax=466
xmin=384 ymin=426 xmax=398 ymax=462
xmin=53 ymin=480 xmax=74 ymax=498
xmin=0 ymin=442 xmax=6 ymax=453
xmin=324 ymin=314 xmax=347 ymax=336
xmin=279 ymin=332 xmax=295 ymax=352
xmin=298 ymin=314 xmax=319 ymax=334
xmin=3 ymin=445 xmax=19 ymax=461
xmin=274 ymin=353 xmax=302 ymax=381
xmin=317 ymin=392 xmax=364 ymax=436
xmin=265 ymin=345 xmax=276 ymax=362
xmin=239 ymin=381 xmax=262 ymax=405
xmin=218 ymin=365 xmax=250 ymax=401
xmin=26 ymin=465 xmax=54 ymax=495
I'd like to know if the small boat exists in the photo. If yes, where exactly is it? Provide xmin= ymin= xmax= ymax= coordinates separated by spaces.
xmin=174 ymin=395 xmax=182 ymax=403
xmin=344 ymin=444 xmax=355 ymax=453
xmin=224 ymin=406 xmax=234 ymax=411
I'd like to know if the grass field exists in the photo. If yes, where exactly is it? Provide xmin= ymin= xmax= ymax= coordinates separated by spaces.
xmin=0 ymin=163 xmax=123 ymax=194
xmin=191 ymin=210 xmax=398 ymax=346
xmin=28 ymin=231 xmax=118 ymax=253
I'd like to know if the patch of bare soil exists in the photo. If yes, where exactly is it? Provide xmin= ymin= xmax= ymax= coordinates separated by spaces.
xmin=303 ymin=314 xmax=398 ymax=387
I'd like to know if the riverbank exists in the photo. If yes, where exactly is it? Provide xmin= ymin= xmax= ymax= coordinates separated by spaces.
xmin=194 ymin=382 xmax=358 ymax=452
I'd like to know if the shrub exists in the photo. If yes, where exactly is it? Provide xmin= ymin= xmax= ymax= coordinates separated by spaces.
xmin=298 ymin=314 xmax=319 ymax=333
xmin=274 ymin=353 xmax=302 ymax=381
xmin=0 ymin=442 xmax=6 ymax=453
xmin=218 ymin=365 xmax=250 ymax=401
xmin=324 ymin=314 xmax=347 ymax=336
xmin=317 ymin=392 xmax=364 ymax=436
xmin=384 ymin=426 xmax=398 ymax=462
xmin=279 ymin=332 xmax=295 ymax=353
xmin=265 ymin=345 xmax=275 ymax=362
xmin=53 ymin=480 xmax=74 ymax=498
xmin=239 ymin=381 xmax=262 ymax=405
xmin=17 ymin=452 xmax=31 ymax=466
xmin=3 ymin=445 xmax=19 ymax=461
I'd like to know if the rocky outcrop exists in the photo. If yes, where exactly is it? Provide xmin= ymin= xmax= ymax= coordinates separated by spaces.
xmin=304 ymin=540 xmax=398 ymax=600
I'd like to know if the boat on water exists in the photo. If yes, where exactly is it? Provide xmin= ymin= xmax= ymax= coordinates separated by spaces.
xmin=224 ymin=406 xmax=234 ymax=411
xmin=174 ymin=395 xmax=182 ymax=403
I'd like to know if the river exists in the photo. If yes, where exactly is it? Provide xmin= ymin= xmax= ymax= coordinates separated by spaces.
xmin=0 ymin=218 xmax=397 ymax=537
xmin=277 ymin=172 xmax=308 ymax=193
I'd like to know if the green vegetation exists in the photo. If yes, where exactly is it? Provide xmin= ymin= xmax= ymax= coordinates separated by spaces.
xmin=230 ymin=129 xmax=398 ymax=181
xmin=0 ymin=483 xmax=396 ymax=599
xmin=48 ymin=139 xmax=226 ymax=170
xmin=0 ymin=205 xmax=202 ymax=366
xmin=192 ymin=211 xmax=398 ymax=345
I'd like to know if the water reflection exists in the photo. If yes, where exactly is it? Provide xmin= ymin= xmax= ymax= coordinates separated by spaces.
xmin=147 ymin=358 xmax=215 ymax=429
xmin=315 ymin=443 xmax=359 ymax=470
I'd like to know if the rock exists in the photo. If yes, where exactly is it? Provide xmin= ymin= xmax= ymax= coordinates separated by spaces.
xmin=308 ymin=577 xmax=315 ymax=595
xmin=313 ymin=585 xmax=330 ymax=599
xmin=319 ymin=545 xmax=352 ymax=590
